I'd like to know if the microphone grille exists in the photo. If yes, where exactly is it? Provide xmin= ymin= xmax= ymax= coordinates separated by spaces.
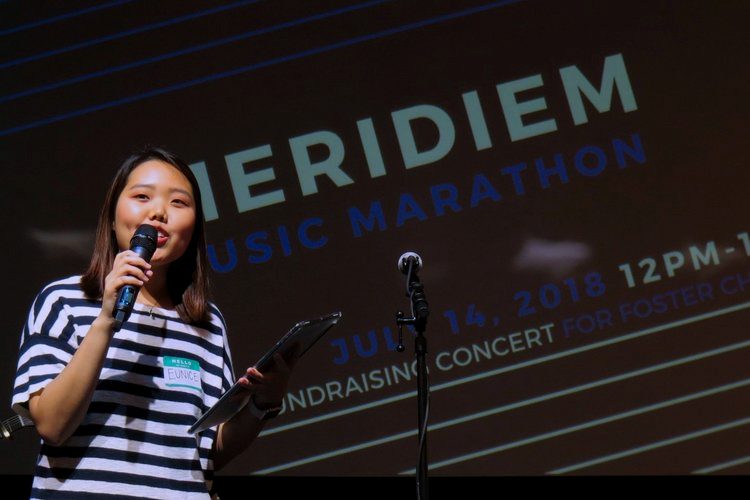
xmin=397 ymin=252 xmax=422 ymax=273
xmin=131 ymin=224 xmax=158 ymax=253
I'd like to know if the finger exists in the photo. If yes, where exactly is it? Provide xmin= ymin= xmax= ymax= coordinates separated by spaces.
xmin=245 ymin=367 xmax=265 ymax=382
xmin=112 ymin=275 xmax=146 ymax=289
xmin=118 ymin=264 xmax=151 ymax=282
xmin=236 ymin=377 xmax=260 ymax=392
xmin=122 ymin=257 xmax=152 ymax=272
xmin=115 ymin=252 xmax=152 ymax=270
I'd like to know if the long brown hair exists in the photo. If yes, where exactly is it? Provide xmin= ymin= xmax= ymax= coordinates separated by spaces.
xmin=81 ymin=147 xmax=210 ymax=323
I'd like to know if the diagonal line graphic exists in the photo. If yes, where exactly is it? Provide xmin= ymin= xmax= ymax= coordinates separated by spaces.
xmin=259 ymin=300 xmax=750 ymax=438
xmin=0 ymin=0 xmax=261 ymax=68
xmin=549 ymin=416 xmax=750 ymax=474
xmin=0 ymin=0 xmax=526 ymax=138
xmin=694 ymin=454 xmax=750 ymax=474
xmin=0 ymin=0 xmax=390 ymax=104
xmin=255 ymin=342 xmax=750 ymax=474
xmin=403 ymin=378 xmax=750 ymax=474
xmin=249 ymin=300 xmax=750 ymax=474
xmin=0 ymin=0 xmax=134 ymax=37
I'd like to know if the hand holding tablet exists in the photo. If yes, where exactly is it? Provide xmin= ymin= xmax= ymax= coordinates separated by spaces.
xmin=189 ymin=312 xmax=342 ymax=434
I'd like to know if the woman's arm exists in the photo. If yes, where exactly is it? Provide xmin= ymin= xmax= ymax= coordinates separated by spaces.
xmin=212 ymin=353 xmax=294 ymax=470
xmin=27 ymin=251 xmax=152 ymax=446
xmin=28 ymin=315 xmax=116 ymax=446
xmin=212 ymin=399 xmax=266 ymax=471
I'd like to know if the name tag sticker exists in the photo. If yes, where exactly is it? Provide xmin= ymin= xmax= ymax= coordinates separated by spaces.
xmin=163 ymin=356 xmax=202 ymax=393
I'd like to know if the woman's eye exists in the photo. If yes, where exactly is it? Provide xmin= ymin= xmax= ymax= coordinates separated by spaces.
xmin=135 ymin=194 xmax=149 ymax=200
xmin=172 ymin=199 xmax=188 ymax=206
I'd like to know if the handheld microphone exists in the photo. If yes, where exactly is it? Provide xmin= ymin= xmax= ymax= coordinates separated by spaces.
xmin=112 ymin=224 xmax=158 ymax=331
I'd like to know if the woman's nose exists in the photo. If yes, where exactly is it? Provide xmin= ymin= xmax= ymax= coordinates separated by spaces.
xmin=149 ymin=203 xmax=167 ymax=222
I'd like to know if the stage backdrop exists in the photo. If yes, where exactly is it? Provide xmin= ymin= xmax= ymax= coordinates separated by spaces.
xmin=2 ymin=0 xmax=749 ymax=476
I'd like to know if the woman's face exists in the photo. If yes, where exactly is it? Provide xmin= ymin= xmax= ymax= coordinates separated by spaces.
xmin=114 ymin=160 xmax=196 ymax=268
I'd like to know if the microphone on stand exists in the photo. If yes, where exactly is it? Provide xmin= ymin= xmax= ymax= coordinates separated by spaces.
xmin=112 ymin=224 xmax=158 ymax=331
xmin=397 ymin=251 xmax=423 ymax=274
xmin=394 ymin=251 xmax=431 ymax=499
xmin=397 ymin=251 xmax=429 ymax=322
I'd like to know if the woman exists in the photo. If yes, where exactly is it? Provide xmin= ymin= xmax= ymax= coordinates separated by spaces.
xmin=12 ymin=148 xmax=292 ymax=499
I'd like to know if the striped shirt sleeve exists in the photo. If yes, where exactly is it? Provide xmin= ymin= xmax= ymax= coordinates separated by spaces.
xmin=213 ymin=305 xmax=236 ymax=393
xmin=12 ymin=280 xmax=80 ymax=417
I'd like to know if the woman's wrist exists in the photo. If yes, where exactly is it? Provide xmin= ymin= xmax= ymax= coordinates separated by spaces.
xmin=249 ymin=395 xmax=281 ymax=420
xmin=92 ymin=313 xmax=116 ymax=332
xmin=252 ymin=394 xmax=282 ymax=411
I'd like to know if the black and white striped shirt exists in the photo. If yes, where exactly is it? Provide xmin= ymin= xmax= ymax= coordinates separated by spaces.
xmin=12 ymin=276 xmax=235 ymax=499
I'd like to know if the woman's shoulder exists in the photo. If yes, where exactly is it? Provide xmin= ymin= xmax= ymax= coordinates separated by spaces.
xmin=183 ymin=301 xmax=229 ymax=336
xmin=26 ymin=275 xmax=95 ymax=329
xmin=34 ymin=275 xmax=87 ymax=303
xmin=40 ymin=274 xmax=84 ymax=290
xmin=204 ymin=301 xmax=229 ymax=332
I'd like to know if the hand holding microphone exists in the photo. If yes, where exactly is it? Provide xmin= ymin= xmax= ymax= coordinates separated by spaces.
xmin=102 ymin=224 xmax=157 ymax=331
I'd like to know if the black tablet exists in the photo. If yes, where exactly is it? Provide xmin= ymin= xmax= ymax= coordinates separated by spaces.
xmin=188 ymin=312 xmax=342 ymax=434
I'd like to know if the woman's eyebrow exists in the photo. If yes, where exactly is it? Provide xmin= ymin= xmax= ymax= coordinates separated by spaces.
xmin=127 ymin=183 xmax=155 ymax=191
xmin=128 ymin=183 xmax=193 ymax=198
xmin=169 ymin=187 xmax=194 ymax=198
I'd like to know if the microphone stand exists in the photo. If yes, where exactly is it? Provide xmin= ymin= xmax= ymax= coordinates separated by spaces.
xmin=396 ymin=260 xmax=430 ymax=500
